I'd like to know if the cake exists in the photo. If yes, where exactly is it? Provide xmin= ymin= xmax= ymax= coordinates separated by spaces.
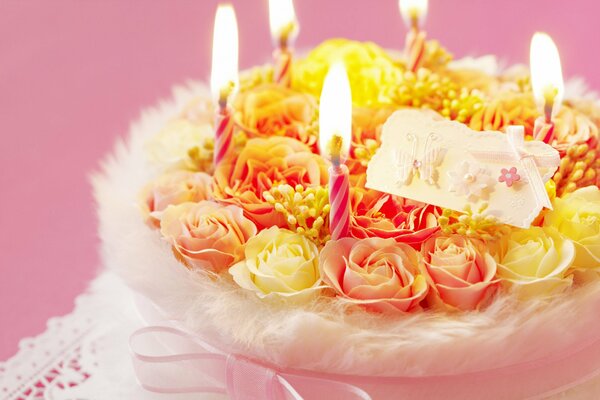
xmin=93 ymin=3 xmax=600 ymax=399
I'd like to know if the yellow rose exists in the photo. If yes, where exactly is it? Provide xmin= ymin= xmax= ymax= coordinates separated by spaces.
xmin=544 ymin=186 xmax=600 ymax=270
xmin=229 ymin=227 xmax=321 ymax=301
xmin=293 ymin=39 xmax=403 ymax=107
xmin=496 ymin=227 xmax=575 ymax=299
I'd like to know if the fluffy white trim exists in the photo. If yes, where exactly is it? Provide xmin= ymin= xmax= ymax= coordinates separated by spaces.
xmin=93 ymin=79 xmax=600 ymax=378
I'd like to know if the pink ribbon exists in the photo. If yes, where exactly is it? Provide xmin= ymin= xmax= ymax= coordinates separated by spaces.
xmin=129 ymin=297 xmax=372 ymax=400
xmin=130 ymin=293 xmax=600 ymax=399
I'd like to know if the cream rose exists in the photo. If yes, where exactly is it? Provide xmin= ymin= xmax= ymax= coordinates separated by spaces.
xmin=229 ymin=227 xmax=321 ymax=301
xmin=140 ymin=170 xmax=212 ymax=228
xmin=160 ymin=201 xmax=257 ymax=272
xmin=422 ymin=235 xmax=499 ymax=310
xmin=495 ymin=227 xmax=575 ymax=298
xmin=544 ymin=186 xmax=600 ymax=270
xmin=319 ymin=237 xmax=428 ymax=313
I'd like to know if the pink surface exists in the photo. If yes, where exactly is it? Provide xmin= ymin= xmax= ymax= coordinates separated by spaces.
xmin=0 ymin=0 xmax=598 ymax=361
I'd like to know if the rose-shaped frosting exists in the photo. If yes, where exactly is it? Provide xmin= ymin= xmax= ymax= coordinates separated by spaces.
xmin=422 ymin=235 xmax=499 ymax=310
xmin=350 ymin=188 xmax=440 ymax=247
xmin=140 ymin=170 xmax=212 ymax=228
xmin=234 ymin=84 xmax=318 ymax=149
xmin=229 ymin=227 xmax=321 ymax=301
xmin=213 ymin=136 xmax=328 ymax=228
xmin=319 ymin=237 xmax=428 ymax=313
xmin=544 ymin=186 xmax=600 ymax=270
xmin=495 ymin=227 xmax=575 ymax=298
xmin=160 ymin=201 xmax=257 ymax=271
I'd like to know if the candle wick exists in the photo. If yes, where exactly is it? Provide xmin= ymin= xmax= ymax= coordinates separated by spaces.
xmin=328 ymin=134 xmax=344 ymax=168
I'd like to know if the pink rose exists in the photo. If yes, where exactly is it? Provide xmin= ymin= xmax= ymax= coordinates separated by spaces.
xmin=319 ymin=237 xmax=429 ymax=313
xmin=140 ymin=170 xmax=212 ymax=228
xmin=350 ymin=188 xmax=440 ymax=248
xmin=160 ymin=201 xmax=257 ymax=272
xmin=422 ymin=235 xmax=499 ymax=310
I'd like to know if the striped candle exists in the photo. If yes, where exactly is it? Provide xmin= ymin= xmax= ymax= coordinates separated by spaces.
xmin=329 ymin=164 xmax=350 ymax=240
xmin=274 ymin=48 xmax=293 ymax=87
xmin=405 ymin=28 xmax=426 ymax=72
xmin=533 ymin=116 xmax=555 ymax=144
xmin=213 ymin=106 xmax=234 ymax=165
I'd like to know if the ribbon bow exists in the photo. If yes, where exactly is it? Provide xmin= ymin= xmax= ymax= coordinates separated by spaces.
xmin=470 ymin=125 xmax=559 ymax=210
xmin=130 ymin=326 xmax=371 ymax=400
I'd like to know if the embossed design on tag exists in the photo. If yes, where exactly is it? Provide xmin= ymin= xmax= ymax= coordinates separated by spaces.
xmin=395 ymin=132 xmax=445 ymax=187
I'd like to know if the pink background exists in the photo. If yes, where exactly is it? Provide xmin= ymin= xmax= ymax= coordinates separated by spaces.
xmin=0 ymin=0 xmax=598 ymax=360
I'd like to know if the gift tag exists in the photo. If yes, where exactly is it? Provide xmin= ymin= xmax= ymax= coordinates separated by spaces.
xmin=366 ymin=109 xmax=560 ymax=228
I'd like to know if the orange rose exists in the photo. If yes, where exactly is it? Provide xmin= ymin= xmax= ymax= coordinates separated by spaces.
xmin=350 ymin=106 xmax=396 ymax=173
xmin=213 ymin=136 xmax=328 ymax=228
xmin=140 ymin=171 xmax=212 ymax=228
xmin=234 ymin=84 xmax=318 ymax=150
xmin=160 ymin=201 xmax=257 ymax=272
xmin=320 ymin=237 xmax=428 ymax=313
xmin=422 ymin=235 xmax=499 ymax=310
xmin=350 ymin=187 xmax=440 ymax=248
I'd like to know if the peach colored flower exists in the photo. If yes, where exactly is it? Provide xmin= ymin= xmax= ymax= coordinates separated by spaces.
xmin=140 ymin=171 xmax=212 ymax=228
xmin=212 ymin=136 xmax=328 ymax=228
xmin=234 ymin=84 xmax=318 ymax=149
xmin=350 ymin=188 xmax=440 ymax=248
xmin=422 ymin=235 xmax=499 ymax=310
xmin=319 ymin=237 xmax=428 ymax=313
xmin=350 ymin=106 xmax=397 ymax=172
xmin=160 ymin=201 xmax=257 ymax=272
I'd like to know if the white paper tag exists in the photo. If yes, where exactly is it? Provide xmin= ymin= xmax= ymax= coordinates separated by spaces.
xmin=366 ymin=109 xmax=560 ymax=228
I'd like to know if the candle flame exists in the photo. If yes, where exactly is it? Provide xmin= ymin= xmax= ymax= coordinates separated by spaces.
xmin=319 ymin=62 xmax=352 ymax=163
xmin=211 ymin=4 xmax=239 ymax=103
xmin=269 ymin=0 xmax=298 ymax=46
xmin=530 ymin=32 xmax=564 ymax=118
xmin=399 ymin=0 xmax=428 ymax=29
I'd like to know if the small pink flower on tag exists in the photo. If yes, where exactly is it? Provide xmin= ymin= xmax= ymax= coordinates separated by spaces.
xmin=498 ymin=167 xmax=521 ymax=187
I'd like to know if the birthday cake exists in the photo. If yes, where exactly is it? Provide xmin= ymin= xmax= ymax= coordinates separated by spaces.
xmin=94 ymin=1 xmax=600 ymax=399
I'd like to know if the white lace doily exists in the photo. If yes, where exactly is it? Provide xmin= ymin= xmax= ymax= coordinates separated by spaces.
xmin=1 ymin=271 xmax=599 ymax=400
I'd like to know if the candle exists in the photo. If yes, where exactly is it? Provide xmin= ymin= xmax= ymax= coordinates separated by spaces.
xmin=319 ymin=62 xmax=352 ymax=240
xmin=269 ymin=0 xmax=299 ymax=87
xmin=399 ymin=0 xmax=428 ymax=72
xmin=530 ymin=32 xmax=564 ymax=144
xmin=211 ymin=4 xmax=239 ymax=165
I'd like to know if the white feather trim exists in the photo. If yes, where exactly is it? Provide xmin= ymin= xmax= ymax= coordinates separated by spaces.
xmin=93 ymin=80 xmax=600 ymax=378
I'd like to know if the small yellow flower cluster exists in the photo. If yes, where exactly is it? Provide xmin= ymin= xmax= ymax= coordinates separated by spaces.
xmin=186 ymin=141 xmax=213 ymax=173
xmin=438 ymin=203 xmax=511 ymax=241
xmin=239 ymin=65 xmax=274 ymax=93
xmin=352 ymin=139 xmax=380 ymax=167
xmin=392 ymin=68 xmax=484 ymax=124
xmin=553 ymin=143 xmax=600 ymax=197
xmin=419 ymin=39 xmax=453 ymax=71
xmin=263 ymin=184 xmax=330 ymax=244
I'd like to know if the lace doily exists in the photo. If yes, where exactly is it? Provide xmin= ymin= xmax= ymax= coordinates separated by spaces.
xmin=1 ymin=271 xmax=599 ymax=400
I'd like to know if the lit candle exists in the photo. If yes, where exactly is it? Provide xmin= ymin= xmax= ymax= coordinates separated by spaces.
xmin=399 ymin=0 xmax=428 ymax=72
xmin=211 ymin=4 xmax=239 ymax=165
xmin=319 ymin=62 xmax=352 ymax=240
xmin=269 ymin=0 xmax=299 ymax=87
xmin=530 ymin=32 xmax=564 ymax=144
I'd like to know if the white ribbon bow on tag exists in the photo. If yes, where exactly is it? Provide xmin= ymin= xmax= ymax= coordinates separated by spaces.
xmin=470 ymin=125 xmax=558 ymax=211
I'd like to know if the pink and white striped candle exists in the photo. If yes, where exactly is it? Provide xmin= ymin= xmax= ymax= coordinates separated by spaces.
xmin=214 ymin=106 xmax=234 ymax=165
xmin=533 ymin=116 xmax=555 ymax=144
xmin=274 ymin=48 xmax=293 ymax=87
xmin=399 ymin=0 xmax=429 ymax=72
xmin=405 ymin=28 xmax=426 ymax=72
xmin=329 ymin=164 xmax=350 ymax=240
